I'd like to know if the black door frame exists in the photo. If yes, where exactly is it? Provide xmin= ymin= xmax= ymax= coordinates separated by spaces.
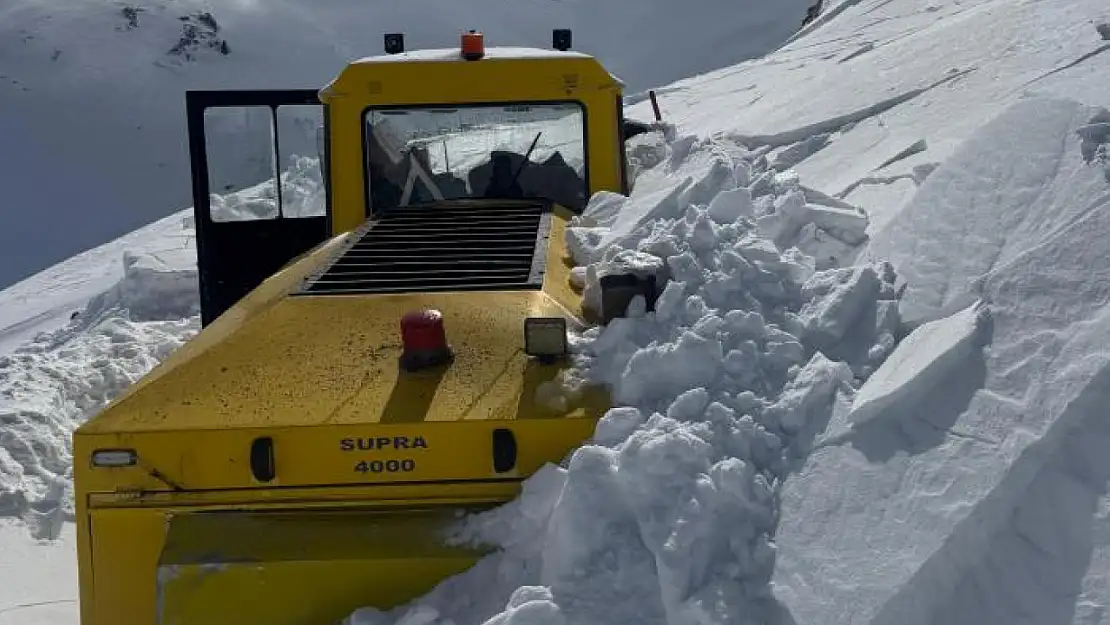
xmin=186 ymin=89 xmax=332 ymax=326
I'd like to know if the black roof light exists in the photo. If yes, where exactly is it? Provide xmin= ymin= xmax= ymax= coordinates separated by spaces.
xmin=384 ymin=33 xmax=404 ymax=55
xmin=553 ymin=29 xmax=572 ymax=51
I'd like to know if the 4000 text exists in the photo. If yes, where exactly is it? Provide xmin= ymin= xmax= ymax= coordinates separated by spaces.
xmin=353 ymin=458 xmax=416 ymax=474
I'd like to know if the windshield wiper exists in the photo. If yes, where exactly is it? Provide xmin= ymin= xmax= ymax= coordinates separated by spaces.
xmin=509 ymin=131 xmax=543 ymax=188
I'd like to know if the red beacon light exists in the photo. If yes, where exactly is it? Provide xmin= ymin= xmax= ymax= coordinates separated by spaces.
xmin=461 ymin=30 xmax=485 ymax=61
xmin=399 ymin=309 xmax=454 ymax=371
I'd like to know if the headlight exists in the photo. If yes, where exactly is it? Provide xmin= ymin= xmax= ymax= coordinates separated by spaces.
xmin=524 ymin=317 xmax=568 ymax=361
xmin=91 ymin=449 xmax=137 ymax=467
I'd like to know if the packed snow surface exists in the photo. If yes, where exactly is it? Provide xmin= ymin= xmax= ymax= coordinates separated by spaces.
xmin=5 ymin=0 xmax=1110 ymax=624
xmin=0 ymin=521 xmax=77 ymax=625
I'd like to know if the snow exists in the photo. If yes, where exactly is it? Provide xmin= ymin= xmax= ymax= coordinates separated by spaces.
xmin=631 ymin=0 xmax=1110 ymax=241
xmin=0 ymin=522 xmax=77 ymax=625
xmin=6 ymin=0 xmax=1110 ymax=624
xmin=0 ymin=211 xmax=195 ymax=355
xmin=0 ymin=245 xmax=199 ymax=533
xmin=844 ymin=299 xmax=991 ymax=428
xmin=211 ymin=155 xmax=327 ymax=220
xmin=769 ymin=93 xmax=1110 ymax=625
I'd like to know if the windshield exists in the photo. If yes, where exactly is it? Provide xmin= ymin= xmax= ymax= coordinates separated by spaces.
xmin=363 ymin=102 xmax=587 ymax=212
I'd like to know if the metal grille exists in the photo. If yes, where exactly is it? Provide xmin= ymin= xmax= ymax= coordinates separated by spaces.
xmin=297 ymin=201 xmax=552 ymax=295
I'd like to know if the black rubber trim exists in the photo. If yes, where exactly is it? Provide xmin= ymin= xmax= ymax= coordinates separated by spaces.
xmin=491 ymin=428 xmax=518 ymax=473
xmin=250 ymin=437 xmax=276 ymax=483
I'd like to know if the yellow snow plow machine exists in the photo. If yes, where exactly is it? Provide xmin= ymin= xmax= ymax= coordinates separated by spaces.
xmin=72 ymin=29 xmax=662 ymax=625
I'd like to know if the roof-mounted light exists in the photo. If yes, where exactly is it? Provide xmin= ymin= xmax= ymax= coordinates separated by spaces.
xmin=384 ymin=33 xmax=405 ymax=55
xmin=461 ymin=30 xmax=485 ymax=61
xmin=553 ymin=28 xmax=572 ymax=51
xmin=400 ymin=309 xmax=454 ymax=371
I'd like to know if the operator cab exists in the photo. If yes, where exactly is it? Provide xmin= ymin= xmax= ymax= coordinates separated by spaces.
xmin=185 ymin=29 xmax=635 ymax=326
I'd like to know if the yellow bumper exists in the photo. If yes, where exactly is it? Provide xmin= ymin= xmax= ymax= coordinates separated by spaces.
xmin=155 ymin=508 xmax=491 ymax=625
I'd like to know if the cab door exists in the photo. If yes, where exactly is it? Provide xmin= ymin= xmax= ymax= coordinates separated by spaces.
xmin=186 ymin=90 xmax=331 ymax=326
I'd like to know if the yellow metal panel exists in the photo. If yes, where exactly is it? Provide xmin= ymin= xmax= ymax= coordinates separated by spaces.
xmin=74 ymin=415 xmax=600 ymax=492
xmin=84 ymin=481 xmax=517 ymax=510
xmin=77 ymin=215 xmax=596 ymax=435
xmin=75 ymin=491 xmax=95 ymax=625
xmin=80 ymin=297 xmax=579 ymax=431
xmin=157 ymin=509 xmax=489 ymax=625
xmin=81 ymin=502 xmax=500 ymax=625
xmin=541 ymin=206 xmax=595 ymax=323
xmin=162 ymin=560 xmax=475 ymax=625
xmin=323 ymin=54 xmax=620 ymax=102
xmin=88 ymin=231 xmax=354 ymax=415
xmin=87 ymin=507 xmax=170 ymax=625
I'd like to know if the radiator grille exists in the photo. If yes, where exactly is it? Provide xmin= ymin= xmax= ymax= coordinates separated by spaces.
xmin=297 ymin=201 xmax=551 ymax=295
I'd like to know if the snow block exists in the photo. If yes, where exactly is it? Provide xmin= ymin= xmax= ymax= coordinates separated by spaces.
xmin=794 ymin=223 xmax=859 ymax=270
xmin=83 ymin=249 xmax=199 ymax=323
xmin=763 ymin=352 xmax=852 ymax=435
xmin=803 ymin=203 xmax=868 ymax=242
xmin=846 ymin=299 xmax=990 ymax=427
xmin=707 ymin=186 xmax=755 ymax=224
xmin=578 ymin=191 xmax=628 ymax=229
xmin=798 ymin=265 xmax=881 ymax=350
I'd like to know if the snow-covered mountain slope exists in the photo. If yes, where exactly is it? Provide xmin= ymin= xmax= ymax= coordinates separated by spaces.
xmin=5 ymin=0 xmax=1110 ymax=624
xmin=0 ymin=0 xmax=812 ymax=292
xmin=774 ymin=96 xmax=1110 ymax=625
xmin=637 ymin=0 xmax=1110 ymax=253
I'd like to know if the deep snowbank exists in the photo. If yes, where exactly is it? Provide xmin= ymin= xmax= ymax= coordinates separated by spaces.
xmin=0 ymin=155 xmax=345 ymax=531
xmin=770 ymin=96 xmax=1110 ymax=625
xmin=0 ymin=223 xmax=200 ymax=538
xmin=0 ymin=146 xmax=362 ymax=541
xmin=347 ymin=129 xmax=901 ymax=625
xmin=0 ymin=210 xmax=193 ymax=356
